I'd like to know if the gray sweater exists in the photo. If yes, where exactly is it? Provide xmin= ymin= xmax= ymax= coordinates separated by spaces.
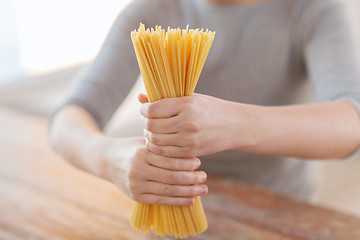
xmin=63 ymin=0 xmax=360 ymax=198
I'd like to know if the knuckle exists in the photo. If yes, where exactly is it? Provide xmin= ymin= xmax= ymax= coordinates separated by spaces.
xmin=149 ymin=133 xmax=159 ymax=144
xmin=154 ymin=196 xmax=165 ymax=205
xmin=128 ymin=180 xmax=140 ymax=199
xmin=137 ymin=195 xmax=150 ymax=204
xmin=134 ymin=194 xmax=143 ymax=203
xmin=190 ymin=149 xmax=198 ymax=157
xmin=186 ymin=135 xmax=200 ymax=148
xmin=128 ymin=167 xmax=138 ymax=180
xmin=146 ymin=119 xmax=154 ymax=131
xmin=191 ymin=120 xmax=201 ymax=132
xmin=161 ymin=185 xmax=172 ymax=195
xmin=183 ymin=120 xmax=194 ymax=131
xmin=159 ymin=155 xmax=169 ymax=168
xmin=183 ymin=119 xmax=200 ymax=132
xmin=182 ymin=96 xmax=195 ymax=105
xmin=128 ymin=162 xmax=146 ymax=182
xmin=151 ymin=144 xmax=164 ymax=155
xmin=131 ymin=192 xmax=141 ymax=202
xmin=168 ymin=172 xmax=179 ymax=183
xmin=170 ymin=159 xmax=179 ymax=170
xmin=183 ymin=148 xmax=197 ymax=158
xmin=146 ymin=103 xmax=157 ymax=117
xmin=185 ymin=99 xmax=198 ymax=114
xmin=160 ymin=147 xmax=167 ymax=156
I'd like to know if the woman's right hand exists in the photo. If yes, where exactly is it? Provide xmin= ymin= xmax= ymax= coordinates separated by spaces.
xmin=99 ymin=137 xmax=208 ymax=206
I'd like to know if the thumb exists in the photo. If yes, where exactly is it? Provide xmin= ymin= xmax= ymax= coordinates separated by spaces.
xmin=138 ymin=93 xmax=149 ymax=104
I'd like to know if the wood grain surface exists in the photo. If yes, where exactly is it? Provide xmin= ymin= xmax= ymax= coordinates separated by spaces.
xmin=1 ymin=109 xmax=360 ymax=240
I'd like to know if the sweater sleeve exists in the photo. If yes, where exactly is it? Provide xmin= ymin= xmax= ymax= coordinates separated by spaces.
xmin=303 ymin=0 xmax=360 ymax=110
xmin=303 ymin=0 xmax=360 ymax=157
xmin=60 ymin=0 xmax=151 ymax=130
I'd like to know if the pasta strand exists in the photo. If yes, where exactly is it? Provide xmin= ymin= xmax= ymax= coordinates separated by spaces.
xmin=130 ymin=23 xmax=215 ymax=238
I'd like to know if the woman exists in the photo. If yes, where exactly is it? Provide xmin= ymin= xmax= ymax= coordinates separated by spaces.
xmin=50 ymin=0 xmax=360 ymax=206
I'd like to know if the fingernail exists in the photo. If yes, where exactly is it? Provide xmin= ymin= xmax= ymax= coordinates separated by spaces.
xmin=196 ymin=159 xmax=201 ymax=168
xmin=201 ymin=172 xmax=207 ymax=182
xmin=200 ymin=185 xmax=208 ymax=195
xmin=187 ymin=197 xmax=195 ymax=204
xmin=194 ymin=159 xmax=201 ymax=169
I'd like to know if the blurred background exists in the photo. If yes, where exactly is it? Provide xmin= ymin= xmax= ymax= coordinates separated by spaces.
xmin=0 ymin=0 xmax=359 ymax=216
xmin=0 ymin=0 xmax=133 ymax=115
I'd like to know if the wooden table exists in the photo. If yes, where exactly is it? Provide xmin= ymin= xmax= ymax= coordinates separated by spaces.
xmin=1 ymin=109 xmax=360 ymax=240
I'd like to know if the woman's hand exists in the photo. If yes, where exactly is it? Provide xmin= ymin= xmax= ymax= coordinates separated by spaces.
xmin=100 ymin=137 xmax=208 ymax=206
xmin=139 ymin=93 xmax=243 ymax=158
xmin=139 ymin=93 xmax=360 ymax=160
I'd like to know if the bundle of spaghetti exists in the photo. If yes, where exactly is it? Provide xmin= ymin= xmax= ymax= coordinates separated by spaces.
xmin=130 ymin=23 xmax=215 ymax=238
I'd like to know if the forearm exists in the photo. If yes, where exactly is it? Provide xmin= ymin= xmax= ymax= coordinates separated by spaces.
xmin=49 ymin=105 xmax=108 ymax=176
xmin=233 ymin=101 xmax=360 ymax=159
xmin=49 ymin=105 xmax=206 ymax=206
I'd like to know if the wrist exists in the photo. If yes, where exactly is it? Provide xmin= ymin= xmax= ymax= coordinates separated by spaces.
xmin=83 ymin=132 xmax=113 ymax=179
xmin=95 ymin=137 xmax=145 ymax=184
xmin=227 ymin=102 xmax=266 ymax=152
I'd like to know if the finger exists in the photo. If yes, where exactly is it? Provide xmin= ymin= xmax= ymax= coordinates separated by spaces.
xmin=144 ymin=181 xmax=208 ymax=197
xmin=140 ymin=97 xmax=183 ymax=119
xmin=144 ymin=129 xmax=180 ymax=146
xmin=145 ymin=165 xmax=207 ymax=185
xmin=137 ymin=193 xmax=195 ymax=206
xmin=146 ymin=166 xmax=207 ymax=185
xmin=146 ymin=150 xmax=201 ymax=171
xmin=142 ymin=116 xmax=180 ymax=134
xmin=146 ymin=141 xmax=196 ymax=158
xmin=137 ymin=93 xmax=149 ymax=104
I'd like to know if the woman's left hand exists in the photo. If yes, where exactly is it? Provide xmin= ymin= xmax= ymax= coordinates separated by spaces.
xmin=138 ymin=93 xmax=242 ymax=158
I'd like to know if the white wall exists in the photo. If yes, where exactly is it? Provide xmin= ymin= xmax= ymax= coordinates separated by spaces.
xmin=0 ymin=0 xmax=20 ymax=82
xmin=0 ymin=0 xmax=131 ymax=84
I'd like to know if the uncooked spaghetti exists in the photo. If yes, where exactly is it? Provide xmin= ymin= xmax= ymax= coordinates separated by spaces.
xmin=130 ymin=23 xmax=215 ymax=238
